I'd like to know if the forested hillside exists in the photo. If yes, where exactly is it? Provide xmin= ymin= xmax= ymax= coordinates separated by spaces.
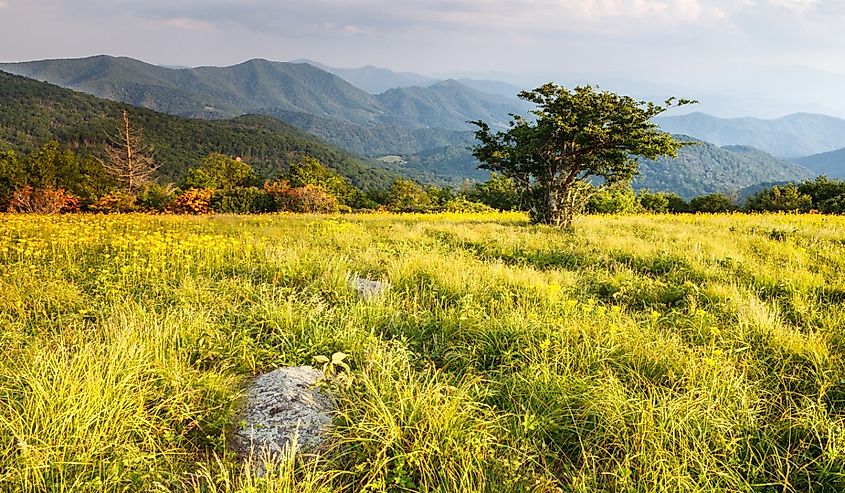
xmin=795 ymin=147 xmax=845 ymax=179
xmin=0 ymin=70 xmax=396 ymax=189
xmin=636 ymin=138 xmax=814 ymax=198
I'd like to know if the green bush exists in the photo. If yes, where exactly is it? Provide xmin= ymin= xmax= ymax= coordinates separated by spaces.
xmin=136 ymin=184 xmax=177 ymax=212
xmin=386 ymin=179 xmax=433 ymax=212
xmin=465 ymin=173 xmax=522 ymax=211
xmin=210 ymin=187 xmax=275 ymax=214
xmin=442 ymin=197 xmax=495 ymax=213
xmin=637 ymin=190 xmax=671 ymax=213
xmin=745 ymin=184 xmax=812 ymax=212
xmin=688 ymin=193 xmax=736 ymax=213
xmin=586 ymin=187 xmax=640 ymax=214
xmin=184 ymin=154 xmax=258 ymax=190
xmin=819 ymin=194 xmax=845 ymax=214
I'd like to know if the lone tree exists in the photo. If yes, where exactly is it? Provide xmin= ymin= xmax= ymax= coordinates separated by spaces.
xmin=102 ymin=110 xmax=160 ymax=194
xmin=472 ymin=83 xmax=694 ymax=227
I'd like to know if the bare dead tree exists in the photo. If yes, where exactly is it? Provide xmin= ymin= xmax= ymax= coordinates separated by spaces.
xmin=102 ymin=110 xmax=160 ymax=194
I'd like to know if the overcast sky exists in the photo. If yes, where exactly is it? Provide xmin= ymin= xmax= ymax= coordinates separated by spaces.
xmin=2 ymin=0 xmax=845 ymax=117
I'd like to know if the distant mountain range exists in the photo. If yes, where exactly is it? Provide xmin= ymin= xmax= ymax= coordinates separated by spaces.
xmin=655 ymin=112 xmax=845 ymax=158
xmin=293 ymin=59 xmax=438 ymax=94
xmin=0 ymin=55 xmax=528 ymax=131
xmin=0 ymin=55 xmax=831 ymax=195
xmin=294 ymin=59 xmax=525 ymax=99
xmin=795 ymin=148 xmax=845 ymax=179
xmin=0 ymin=70 xmax=398 ymax=189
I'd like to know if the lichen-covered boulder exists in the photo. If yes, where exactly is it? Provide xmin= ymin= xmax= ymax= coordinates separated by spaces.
xmin=231 ymin=366 xmax=334 ymax=459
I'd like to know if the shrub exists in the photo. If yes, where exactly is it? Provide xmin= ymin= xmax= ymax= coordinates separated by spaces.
xmin=287 ymin=156 xmax=357 ymax=205
xmin=89 ymin=191 xmax=137 ymax=213
xmin=638 ymin=190 xmax=671 ymax=213
xmin=184 ymin=154 xmax=258 ymax=189
xmin=136 ymin=184 xmax=177 ymax=212
xmin=265 ymin=181 xmax=339 ymax=213
xmin=385 ymin=179 xmax=432 ymax=212
xmin=586 ymin=187 xmax=640 ymax=214
xmin=442 ymin=197 xmax=495 ymax=213
xmin=465 ymin=173 xmax=522 ymax=211
xmin=745 ymin=184 xmax=812 ymax=212
xmin=797 ymin=176 xmax=845 ymax=206
xmin=665 ymin=193 xmax=689 ymax=213
xmin=287 ymin=184 xmax=340 ymax=213
xmin=210 ymin=187 xmax=275 ymax=214
xmin=9 ymin=186 xmax=79 ymax=213
xmin=168 ymin=188 xmax=214 ymax=214
xmin=819 ymin=194 xmax=845 ymax=214
xmin=688 ymin=193 xmax=736 ymax=213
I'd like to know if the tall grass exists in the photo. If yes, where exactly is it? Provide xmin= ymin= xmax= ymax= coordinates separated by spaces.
xmin=0 ymin=212 xmax=843 ymax=491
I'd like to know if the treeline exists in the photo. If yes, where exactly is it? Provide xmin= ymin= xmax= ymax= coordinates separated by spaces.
xmin=4 ymin=139 xmax=844 ymax=216
xmin=584 ymin=177 xmax=845 ymax=214
xmin=0 ymin=140 xmax=500 ymax=214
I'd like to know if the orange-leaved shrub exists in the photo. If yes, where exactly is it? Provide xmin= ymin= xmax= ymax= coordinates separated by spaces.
xmin=89 ymin=191 xmax=137 ymax=213
xmin=168 ymin=188 xmax=214 ymax=214
xmin=264 ymin=181 xmax=339 ymax=213
xmin=9 ymin=186 xmax=80 ymax=213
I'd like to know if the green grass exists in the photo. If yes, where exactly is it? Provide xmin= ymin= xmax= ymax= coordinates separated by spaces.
xmin=0 ymin=211 xmax=843 ymax=492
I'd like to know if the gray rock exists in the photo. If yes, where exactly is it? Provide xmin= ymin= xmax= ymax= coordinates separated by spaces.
xmin=231 ymin=366 xmax=334 ymax=460
xmin=351 ymin=277 xmax=389 ymax=300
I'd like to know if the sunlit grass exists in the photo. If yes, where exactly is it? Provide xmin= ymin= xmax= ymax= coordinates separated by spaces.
xmin=0 ymin=211 xmax=843 ymax=492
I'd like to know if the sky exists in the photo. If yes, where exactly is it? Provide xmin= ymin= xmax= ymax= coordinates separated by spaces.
xmin=2 ymin=0 xmax=845 ymax=117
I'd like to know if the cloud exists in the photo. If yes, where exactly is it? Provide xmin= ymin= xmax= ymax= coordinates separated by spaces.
xmin=768 ymin=0 xmax=819 ymax=11
xmin=155 ymin=17 xmax=214 ymax=31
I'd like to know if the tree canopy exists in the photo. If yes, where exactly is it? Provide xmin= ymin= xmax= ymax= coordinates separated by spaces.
xmin=472 ymin=83 xmax=693 ymax=227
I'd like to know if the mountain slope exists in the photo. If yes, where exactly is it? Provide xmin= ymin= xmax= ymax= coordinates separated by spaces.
xmin=0 ymin=55 xmax=386 ymax=122
xmin=259 ymin=109 xmax=474 ymax=157
xmin=375 ymin=80 xmax=528 ymax=130
xmin=635 ymin=137 xmax=815 ymax=198
xmin=0 ymin=56 xmax=527 ymax=133
xmin=655 ymin=112 xmax=845 ymax=158
xmin=0 ymin=70 xmax=395 ymax=189
xmin=294 ymin=60 xmax=437 ymax=94
xmin=794 ymin=148 xmax=845 ymax=179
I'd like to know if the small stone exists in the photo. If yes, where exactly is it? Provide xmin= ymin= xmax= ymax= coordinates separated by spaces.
xmin=351 ymin=277 xmax=389 ymax=300
xmin=231 ymin=366 xmax=334 ymax=460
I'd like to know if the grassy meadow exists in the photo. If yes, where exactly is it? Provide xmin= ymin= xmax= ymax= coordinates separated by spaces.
xmin=0 ymin=211 xmax=844 ymax=492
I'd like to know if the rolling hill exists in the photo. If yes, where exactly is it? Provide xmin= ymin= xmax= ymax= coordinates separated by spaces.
xmin=293 ymin=59 xmax=437 ymax=94
xmin=0 ymin=70 xmax=397 ymax=189
xmin=0 ymin=55 xmax=527 ymax=132
xmin=655 ymin=112 xmax=845 ymax=158
xmin=794 ymin=148 xmax=845 ymax=179
xmin=294 ymin=60 xmax=525 ymax=100
xmin=636 ymin=137 xmax=815 ymax=198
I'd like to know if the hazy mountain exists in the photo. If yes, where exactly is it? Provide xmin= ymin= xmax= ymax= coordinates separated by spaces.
xmin=0 ymin=55 xmax=388 ymax=122
xmin=0 ymin=70 xmax=397 ymax=189
xmin=794 ymin=148 xmax=845 ymax=179
xmin=294 ymin=59 xmax=437 ymax=94
xmin=654 ymin=112 xmax=845 ymax=158
xmin=375 ymin=80 xmax=529 ymax=130
xmin=0 ymin=55 xmax=527 ymax=133
xmin=455 ymin=79 xmax=524 ymax=99
xmin=636 ymin=137 xmax=816 ymax=198
xmin=258 ymin=108 xmax=474 ymax=157
xmin=294 ymin=60 xmax=525 ymax=100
